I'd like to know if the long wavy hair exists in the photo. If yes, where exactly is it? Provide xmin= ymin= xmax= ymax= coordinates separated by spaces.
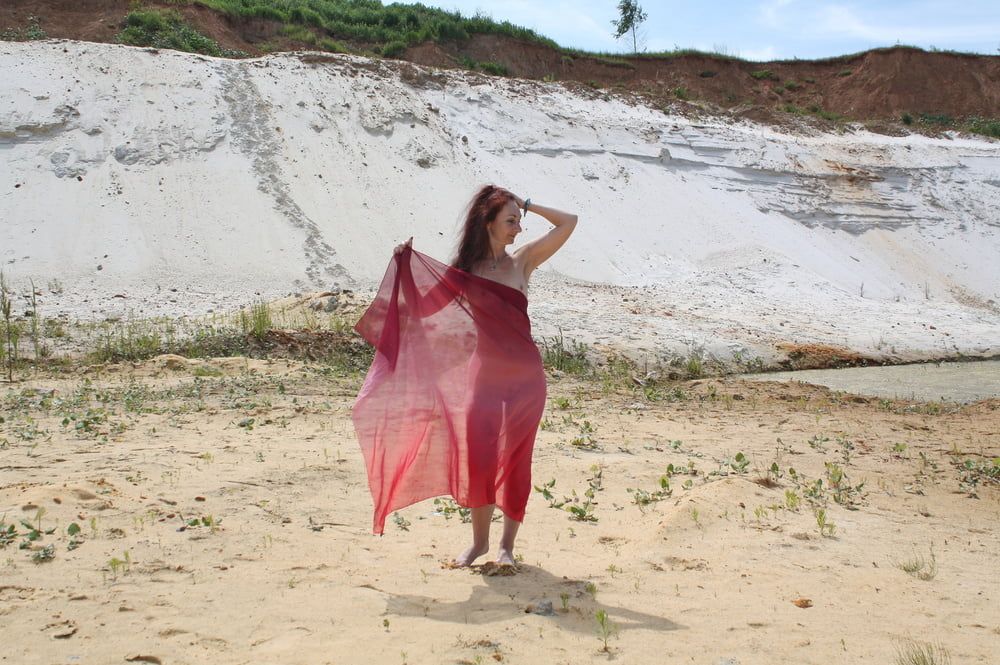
xmin=452 ymin=185 xmax=516 ymax=273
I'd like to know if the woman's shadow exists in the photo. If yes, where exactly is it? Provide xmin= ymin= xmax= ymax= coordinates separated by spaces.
xmin=381 ymin=563 xmax=683 ymax=634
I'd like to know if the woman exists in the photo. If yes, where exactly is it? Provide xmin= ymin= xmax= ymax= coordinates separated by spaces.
xmin=353 ymin=185 xmax=577 ymax=567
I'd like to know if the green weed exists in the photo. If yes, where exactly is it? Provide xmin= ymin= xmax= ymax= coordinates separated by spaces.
xmin=814 ymin=508 xmax=835 ymax=537
xmin=540 ymin=331 xmax=591 ymax=374
xmin=432 ymin=497 xmax=471 ymax=523
xmin=595 ymin=609 xmax=618 ymax=652
xmin=898 ymin=548 xmax=937 ymax=581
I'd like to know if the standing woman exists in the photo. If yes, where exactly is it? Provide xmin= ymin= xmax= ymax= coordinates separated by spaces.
xmin=353 ymin=186 xmax=577 ymax=567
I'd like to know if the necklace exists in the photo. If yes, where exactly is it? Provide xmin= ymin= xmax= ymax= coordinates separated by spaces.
xmin=488 ymin=252 xmax=504 ymax=272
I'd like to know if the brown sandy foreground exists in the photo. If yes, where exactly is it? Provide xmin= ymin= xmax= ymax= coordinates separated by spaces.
xmin=1 ymin=356 xmax=998 ymax=665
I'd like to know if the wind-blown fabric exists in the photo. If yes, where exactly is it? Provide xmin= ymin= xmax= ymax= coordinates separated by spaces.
xmin=353 ymin=248 xmax=546 ymax=535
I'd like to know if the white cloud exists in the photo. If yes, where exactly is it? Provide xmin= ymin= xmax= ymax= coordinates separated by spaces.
xmin=759 ymin=0 xmax=798 ymax=29
xmin=818 ymin=3 xmax=1000 ymax=44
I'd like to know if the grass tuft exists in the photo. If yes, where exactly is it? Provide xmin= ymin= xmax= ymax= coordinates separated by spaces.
xmin=895 ymin=640 xmax=952 ymax=665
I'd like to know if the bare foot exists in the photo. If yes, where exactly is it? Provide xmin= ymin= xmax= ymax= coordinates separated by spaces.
xmin=495 ymin=547 xmax=516 ymax=567
xmin=454 ymin=542 xmax=489 ymax=567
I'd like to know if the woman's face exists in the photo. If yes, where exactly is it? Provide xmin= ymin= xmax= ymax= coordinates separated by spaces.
xmin=487 ymin=199 xmax=523 ymax=246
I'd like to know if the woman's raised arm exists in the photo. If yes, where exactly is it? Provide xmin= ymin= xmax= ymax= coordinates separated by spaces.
xmin=511 ymin=198 xmax=577 ymax=276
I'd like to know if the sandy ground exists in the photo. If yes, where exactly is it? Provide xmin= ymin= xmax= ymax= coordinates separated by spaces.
xmin=1 ymin=356 xmax=997 ymax=664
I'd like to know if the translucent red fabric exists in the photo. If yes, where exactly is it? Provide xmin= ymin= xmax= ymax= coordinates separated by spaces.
xmin=353 ymin=247 xmax=547 ymax=535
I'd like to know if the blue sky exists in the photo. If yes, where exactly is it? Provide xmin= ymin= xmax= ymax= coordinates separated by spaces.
xmin=423 ymin=1 xmax=1000 ymax=60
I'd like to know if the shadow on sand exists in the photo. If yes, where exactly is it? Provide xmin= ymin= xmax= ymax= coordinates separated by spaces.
xmin=380 ymin=563 xmax=683 ymax=634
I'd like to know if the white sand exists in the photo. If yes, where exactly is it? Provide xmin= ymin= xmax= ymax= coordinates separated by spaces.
xmin=1 ymin=40 xmax=999 ymax=363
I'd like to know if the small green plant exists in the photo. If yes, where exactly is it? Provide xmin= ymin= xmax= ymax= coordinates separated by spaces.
xmin=559 ymin=592 xmax=570 ymax=612
xmin=536 ymin=469 xmax=601 ymax=523
xmin=240 ymin=301 xmax=272 ymax=341
xmin=566 ymin=495 xmax=598 ymax=522
xmin=837 ymin=69 xmax=852 ymax=77
xmin=673 ymin=86 xmax=689 ymax=100
xmin=106 ymin=552 xmax=131 ymax=581
xmin=0 ymin=271 xmax=20 ymax=382
xmin=955 ymin=457 xmax=1000 ymax=497
xmin=898 ymin=548 xmax=937 ymax=581
xmin=626 ymin=475 xmax=671 ymax=507
xmin=392 ymin=512 xmax=411 ymax=531
xmin=825 ymin=462 xmax=866 ymax=508
xmin=685 ymin=355 xmax=704 ymax=378
xmin=807 ymin=434 xmax=829 ymax=451
xmin=479 ymin=61 xmax=509 ymax=77
xmin=750 ymin=69 xmax=776 ymax=80
xmin=784 ymin=489 xmax=801 ymax=511
xmin=67 ymin=522 xmax=83 ymax=550
xmin=595 ymin=609 xmax=618 ymax=652
xmin=185 ymin=515 xmax=221 ymax=533
xmin=570 ymin=420 xmax=599 ymax=450
xmin=32 ymin=544 xmax=55 ymax=563
xmin=540 ymin=331 xmax=591 ymax=374
xmin=0 ymin=522 xmax=16 ymax=548
xmin=815 ymin=508 xmax=835 ymax=537
xmin=919 ymin=112 xmax=954 ymax=127
xmin=457 ymin=55 xmax=509 ymax=76
xmin=729 ymin=452 xmax=750 ymax=474
xmin=433 ymin=497 xmax=471 ymax=522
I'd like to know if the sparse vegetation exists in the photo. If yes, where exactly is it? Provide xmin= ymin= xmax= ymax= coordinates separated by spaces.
xmin=187 ymin=0 xmax=556 ymax=57
xmin=898 ymin=547 xmax=937 ymax=581
xmin=626 ymin=474 xmax=672 ymax=507
xmin=815 ymin=508 xmax=835 ymax=537
xmin=116 ymin=9 xmax=247 ymax=57
xmin=955 ymin=456 xmax=1000 ymax=497
xmin=540 ymin=331 xmax=591 ymax=374
xmin=895 ymin=640 xmax=952 ymax=665
xmin=456 ymin=56 xmax=509 ymax=77
xmin=0 ymin=271 xmax=19 ymax=382
xmin=0 ymin=15 xmax=47 ymax=41
xmin=965 ymin=117 xmax=1000 ymax=138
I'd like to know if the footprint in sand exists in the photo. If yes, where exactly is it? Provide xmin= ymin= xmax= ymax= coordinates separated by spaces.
xmin=440 ymin=560 xmax=521 ymax=576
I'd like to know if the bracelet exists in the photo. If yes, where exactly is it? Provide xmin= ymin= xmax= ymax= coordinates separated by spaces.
xmin=523 ymin=198 xmax=531 ymax=214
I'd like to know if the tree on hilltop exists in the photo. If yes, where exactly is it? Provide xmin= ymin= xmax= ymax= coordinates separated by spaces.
xmin=612 ymin=0 xmax=647 ymax=55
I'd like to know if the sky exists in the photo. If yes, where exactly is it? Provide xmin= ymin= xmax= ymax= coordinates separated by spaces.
xmin=422 ymin=1 xmax=1000 ymax=60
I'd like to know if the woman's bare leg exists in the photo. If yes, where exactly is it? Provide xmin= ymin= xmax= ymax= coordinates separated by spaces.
xmin=455 ymin=504 xmax=494 ymax=566
xmin=496 ymin=514 xmax=520 ymax=566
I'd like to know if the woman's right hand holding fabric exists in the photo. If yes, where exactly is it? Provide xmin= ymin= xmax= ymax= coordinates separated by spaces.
xmin=393 ymin=237 xmax=413 ymax=256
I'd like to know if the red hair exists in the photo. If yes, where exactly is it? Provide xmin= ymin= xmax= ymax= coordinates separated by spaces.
xmin=452 ymin=185 xmax=515 ymax=273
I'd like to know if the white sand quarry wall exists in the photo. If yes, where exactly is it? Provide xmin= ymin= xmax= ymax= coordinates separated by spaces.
xmin=2 ymin=40 xmax=999 ymax=361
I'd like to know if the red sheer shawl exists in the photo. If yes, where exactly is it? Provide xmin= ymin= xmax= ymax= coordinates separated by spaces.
xmin=353 ymin=248 xmax=546 ymax=534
